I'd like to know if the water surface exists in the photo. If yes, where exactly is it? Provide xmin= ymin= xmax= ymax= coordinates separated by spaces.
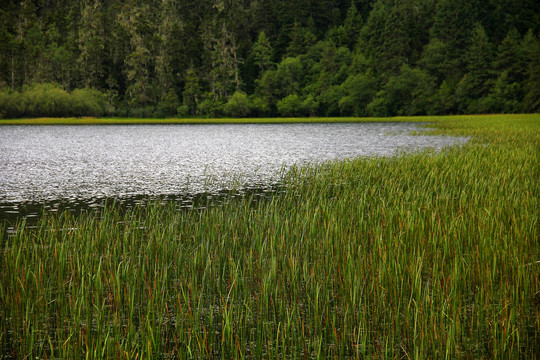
xmin=0 ymin=123 xmax=468 ymax=220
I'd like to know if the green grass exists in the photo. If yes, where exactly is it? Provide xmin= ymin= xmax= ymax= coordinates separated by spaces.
xmin=1 ymin=114 xmax=539 ymax=359
xmin=1 ymin=114 xmax=530 ymax=125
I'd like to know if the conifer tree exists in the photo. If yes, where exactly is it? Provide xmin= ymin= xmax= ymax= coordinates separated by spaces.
xmin=119 ymin=2 xmax=156 ymax=107
xmin=78 ymin=0 xmax=105 ymax=89
xmin=285 ymin=22 xmax=316 ymax=58
xmin=456 ymin=24 xmax=494 ymax=112
xmin=523 ymin=34 xmax=540 ymax=112
xmin=182 ymin=68 xmax=201 ymax=115
xmin=0 ymin=0 xmax=538 ymax=117
xmin=251 ymin=31 xmax=273 ymax=73
xmin=494 ymin=28 xmax=524 ymax=84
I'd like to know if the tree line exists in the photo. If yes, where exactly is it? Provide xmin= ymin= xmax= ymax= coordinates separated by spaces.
xmin=0 ymin=0 xmax=539 ymax=118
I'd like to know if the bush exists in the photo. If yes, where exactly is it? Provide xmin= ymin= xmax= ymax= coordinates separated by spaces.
xmin=224 ymin=91 xmax=250 ymax=117
xmin=177 ymin=105 xmax=189 ymax=117
xmin=277 ymin=94 xmax=319 ymax=117
xmin=157 ymin=89 xmax=180 ymax=117
xmin=277 ymin=94 xmax=303 ymax=116
xmin=23 ymin=83 xmax=70 ymax=117
xmin=249 ymin=96 xmax=271 ymax=117
xmin=71 ymin=88 xmax=111 ymax=116
xmin=0 ymin=88 xmax=17 ymax=118
xmin=367 ymin=65 xmax=435 ymax=116
xmin=0 ymin=83 xmax=112 ymax=118
xmin=302 ymin=94 xmax=319 ymax=116
xmin=338 ymin=74 xmax=377 ymax=116
xmin=318 ymin=85 xmax=344 ymax=116
xmin=198 ymin=96 xmax=224 ymax=117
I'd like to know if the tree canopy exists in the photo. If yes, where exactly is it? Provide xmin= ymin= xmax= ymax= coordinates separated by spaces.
xmin=0 ymin=0 xmax=539 ymax=118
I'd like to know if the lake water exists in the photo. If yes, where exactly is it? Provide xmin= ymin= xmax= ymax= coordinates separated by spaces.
xmin=0 ymin=123 xmax=468 ymax=221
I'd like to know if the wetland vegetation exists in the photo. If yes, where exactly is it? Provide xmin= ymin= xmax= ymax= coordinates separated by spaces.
xmin=1 ymin=1 xmax=539 ymax=358
xmin=1 ymin=114 xmax=538 ymax=358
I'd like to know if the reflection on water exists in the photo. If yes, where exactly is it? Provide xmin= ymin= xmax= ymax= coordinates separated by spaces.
xmin=0 ymin=123 xmax=468 ymax=222
xmin=0 ymin=186 xmax=284 ymax=229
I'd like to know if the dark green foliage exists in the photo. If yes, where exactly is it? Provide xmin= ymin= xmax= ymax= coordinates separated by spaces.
xmin=276 ymin=93 xmax=319 ymax=117
xmin=182 ymin=68 xmax=201 ymax=115
xmin=454 ymin=25 xmax=496 ymax=113
xmin=198 ymin=94 xmax=224 ymax=118
xmin=523 ymin=32 xmax=540 ymax=112
xmin=286 ymin=22 xmax=316 ymax=57
xmin=78 ymin=0 xmax=106 ymax=89
xmin=327 ymin=4 xmax=363 ymax=49
xmin=431 ymin=81 xmax=458 ymax=115
xmin=0 ymin=0 xmax=538 ymax=118
xmin=494 ymin=28 xmax=525 ymax=83
xmin=338 ymin=73 xmax=377 ymax=116
xmin=0 ymin=83 xmax=111 ymax=118
xmin=224 ymin=91 xmax=250 ymax=117
xmin=248 ymin=95 xmax=271 ymax=117
xmin=484 ymin=71 xmax=522 ymax=113
xmin=251 ymin=31 xmax=273 ymax=74
xmin=359 ymin=0 xmax=433 ymax=77
xmin=157 ymin=88 xmax=180 ymax=117
xmin=368 ymin=65 xmax=436 ymax=116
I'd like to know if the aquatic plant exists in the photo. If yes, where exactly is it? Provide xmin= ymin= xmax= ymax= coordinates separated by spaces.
xmin=1 ymin=114 xmax=538 ymax=358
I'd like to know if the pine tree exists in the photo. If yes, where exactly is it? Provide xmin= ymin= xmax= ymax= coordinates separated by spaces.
xmin=494 ymin=28 xmax=524 ymax=84
xmin=16 ymin=0 xmax=43 ymax=86
xmin=202 ymin=21 xmax=242 ymax=102
xmin=523 ymin=33 xmax=540 ymax=112
xmin=118 ymin=2 xmax=157 ymax=107
xmin=0 ymin=3 xmax=18 ymax=89
xmin=285 ymin=21 xmax=316 ymax=58
xmin=456 ymin=24 xmax=494 ymax=111
xmin=342 ymin=4 xmax=363 ymax=49
xmin=78 ymin=0 xmax=105 ymax=89
xmin=360 ymin=0 xmax=432 ymax=77
xmin=182 ymin=68 xmax=201 ymax=115
xmin=251 ymin=31 xmax=273 ymax=73
xmin=154 ymin=0 xmax=185 ymax=100
xmin=428 ymin=0 xmax=478 ymax=84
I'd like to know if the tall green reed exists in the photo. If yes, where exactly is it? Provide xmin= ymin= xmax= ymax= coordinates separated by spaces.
xmin=1 ymin=114 xmax=538 ymax=358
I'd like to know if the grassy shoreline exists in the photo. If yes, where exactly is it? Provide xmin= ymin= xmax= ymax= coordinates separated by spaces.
xmin=0 ymin=113 xmax=535 ymax=125
xmin=1 ymin=114 xmax=539 ymax=358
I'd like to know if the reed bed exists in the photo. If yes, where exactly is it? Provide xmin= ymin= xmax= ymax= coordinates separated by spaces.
xmin=0 ymin=115 xmax=450 ymax=125
xmin=1 ymin=114 xmax=538 ymax=359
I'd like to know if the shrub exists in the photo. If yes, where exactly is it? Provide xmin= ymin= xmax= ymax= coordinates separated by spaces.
xmin=277 ymin=94 xmax=319 ymax=117
xmin=198 ymin=96 xmax=224 ymax=117
xmin=248 ymin=96 xmax=271 ymax=117
xmin=277 ymin=94 xmax=303 ymax=117
xmin=302 ymin=94 xmax=319 ymax=116
xmin=224 ymin=91 xmax=250 ymax=117
xmin=71 ymin=88 xmax=110 ymax=116
xmin=157 ymin=89 xmax=180 ymax=117
xmin=177 ymin=105 xmax=189 ymax=117
xmin=0 ymin=83 xmax=112 ymax=118
xmin=0 ymin=88 xmax=17 ymax=118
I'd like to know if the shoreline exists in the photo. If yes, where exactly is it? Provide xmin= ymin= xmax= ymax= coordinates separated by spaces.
xmin=0 ymin=113 xmax=535 ymax=125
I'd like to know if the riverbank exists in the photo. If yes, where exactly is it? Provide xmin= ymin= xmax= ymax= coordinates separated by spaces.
xmin=0 ymin=113 xmax=534 ymax=125
xmin=1 ymin=115 xmax=538 ymax=358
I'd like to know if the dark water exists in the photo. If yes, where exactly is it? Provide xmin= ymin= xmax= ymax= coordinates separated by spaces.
xmin=0 ymin=123 xmax=468 ymax=222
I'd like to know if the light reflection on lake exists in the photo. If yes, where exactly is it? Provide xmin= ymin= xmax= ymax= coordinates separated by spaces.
xmin=0 ymin=123 xmax=468 ymax=220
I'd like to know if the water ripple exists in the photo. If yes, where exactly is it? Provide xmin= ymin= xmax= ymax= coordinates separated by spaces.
xmin=0 ymin=123 xmax=468 ymax=219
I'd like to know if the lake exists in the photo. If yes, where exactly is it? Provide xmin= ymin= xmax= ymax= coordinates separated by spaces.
xmin=0 ymin=123 xmax=468 ymax=221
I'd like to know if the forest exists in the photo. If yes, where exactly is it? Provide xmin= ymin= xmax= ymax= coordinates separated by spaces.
xmin=0 ymin=0 xmax=539 ymax=118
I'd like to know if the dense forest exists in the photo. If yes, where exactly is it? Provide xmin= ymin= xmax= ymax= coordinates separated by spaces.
xmin=0 ymin=0 xmax=539 ymax=118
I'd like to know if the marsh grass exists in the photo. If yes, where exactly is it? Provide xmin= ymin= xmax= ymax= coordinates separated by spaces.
xmin=0 ymin=115 xmax=444 ymax=125
xmin=1 ymin=114 xmax=538 ymax=358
